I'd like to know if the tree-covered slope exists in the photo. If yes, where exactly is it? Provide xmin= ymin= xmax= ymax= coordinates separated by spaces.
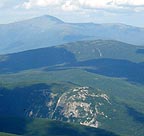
xmin=0 ymin=132 xmax=18 ymax=136
xmin=0 ymin=117 xmax=120 ymax=136
xmin=0 ymin=40 xmax=144 ymax=136
xmin=0 ymin=70 xmax=144 ymax=136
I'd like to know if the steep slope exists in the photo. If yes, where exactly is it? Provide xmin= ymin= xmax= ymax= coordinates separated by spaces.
xmin=1 ymin=15 xmax=144 ymax=54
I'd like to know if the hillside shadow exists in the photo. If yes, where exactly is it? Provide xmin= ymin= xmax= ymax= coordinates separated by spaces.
xmin=0 ymin=117 xmax=30 ymax=135
xmin=0 ymin=47 xmax=76 ymax=73
xmin=73 ymin=58 xmax=144 ymax=85
xmin=126 ymin=106 xmax=144 ymax=124
xmin=0 ymin=84 xmax=51 ymax=117
xmin=136 ymin=49 xmax=144 ymax=54
xmin=0 ymin=117 xmax=120 ymax=136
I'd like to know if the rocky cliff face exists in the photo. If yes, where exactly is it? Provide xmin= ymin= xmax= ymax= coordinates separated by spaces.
xmin=50 ymin=87 xmax=112 ymax=128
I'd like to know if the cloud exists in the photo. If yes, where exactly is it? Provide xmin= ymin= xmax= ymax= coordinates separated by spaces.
xmin=21 ymin=0 xmax=144 ymax=12
xmin=22 ymin=0 xmax=62 ymax=9
xmin=62 ymin=1 xmax=79 ymax=11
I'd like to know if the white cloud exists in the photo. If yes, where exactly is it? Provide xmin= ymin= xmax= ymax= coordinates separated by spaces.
xmin=62 ymin=1 xmax=79 ymax=11
xmin=22 ymin=0 xmax=62 ymax=9
xmin=21 ymin=0 xmax=144 ymax=12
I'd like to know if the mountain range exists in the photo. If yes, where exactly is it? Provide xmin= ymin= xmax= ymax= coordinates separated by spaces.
xmin=1 ymin=15 xmax=144 ymax=54
xmin=0 ymin=15 xmax=144 ymax=136
xmin=0 ymin=40 xmax=144 ymax=136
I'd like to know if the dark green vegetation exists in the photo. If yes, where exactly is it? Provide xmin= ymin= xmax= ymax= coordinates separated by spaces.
xmin=63 ymin=40 xmax=144 ymax=62
xmin=0 ymin=40 xmax=144 ymax=136
xmin=0 ymin=40 xmax=144 ymax=84
xmin=0 ymin=132 xmax=18 ymax=136
xmin=0 ymin=117 xmax=121 ymax=136
xmin=0 ymin=47 xmax=76 ymax=73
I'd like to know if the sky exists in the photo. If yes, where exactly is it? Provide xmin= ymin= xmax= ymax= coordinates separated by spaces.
xmin=0 ymin=0 xmax=144 ymax=27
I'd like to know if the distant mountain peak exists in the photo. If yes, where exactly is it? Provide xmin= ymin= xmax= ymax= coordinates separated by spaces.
xmin=34 ymin=15 xmax=64 ymax=23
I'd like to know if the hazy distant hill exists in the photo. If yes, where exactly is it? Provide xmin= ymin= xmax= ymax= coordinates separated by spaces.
xmin=1 ymin=15 xmax=144 ymax=54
